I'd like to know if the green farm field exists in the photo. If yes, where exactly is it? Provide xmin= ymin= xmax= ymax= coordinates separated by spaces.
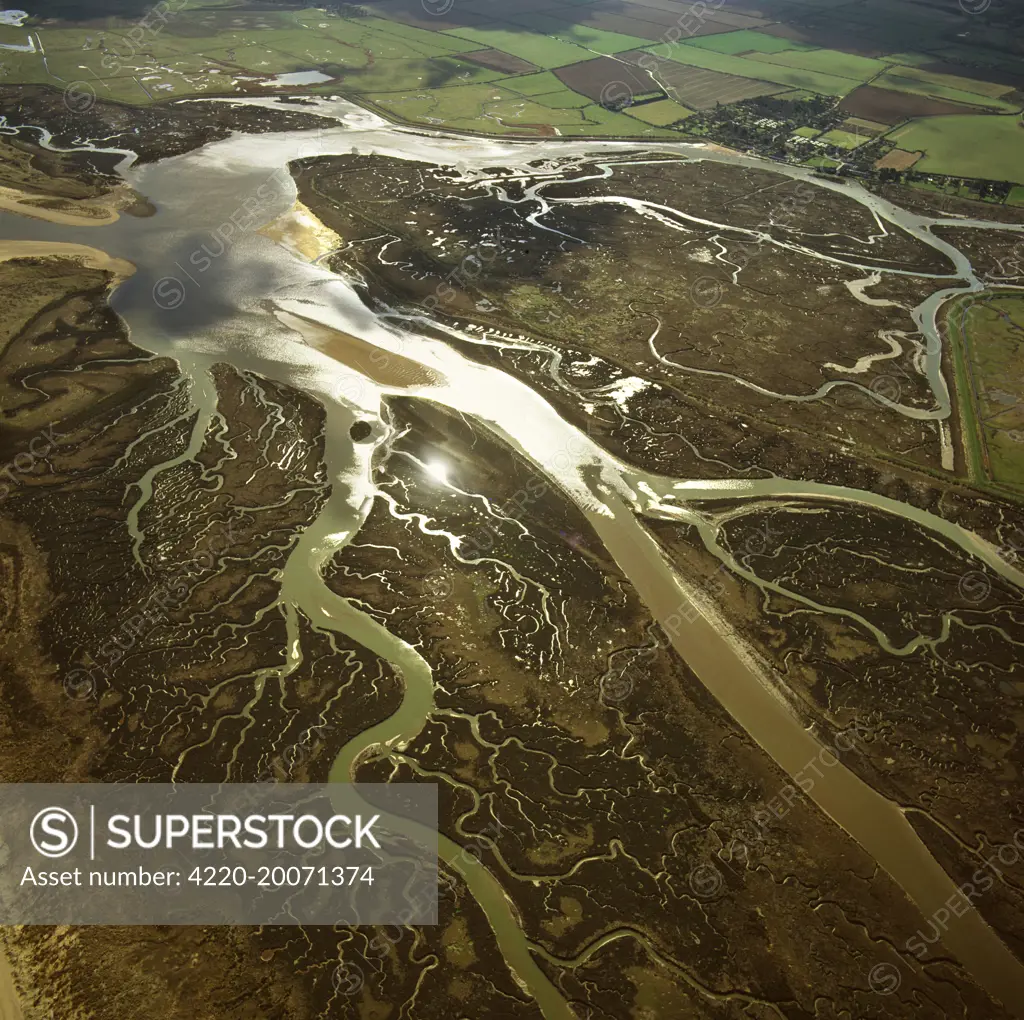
xmin=0 ymin=9 xmax=510 ymax=102
xmin=947 ymin=293 xmax=1024 ymax=493
xmin=885 ymin=63 xmax=1014 ymax=99
xmin=685 ymin=30 xmax=809 ymax=56
xmin=1 ymin=0 xmax=1023 ymax=170
xmin=480 ymin=13 xmax=653 ymax=57
xmin=499 ymin=71 xmax=570 ymax=96
xmin=803 ymin=154 xmax=842 ymax=168
xmin=754 ymin=47 xmax=888 ymax=83
xmin=436 ymin=23 xmax=614 ymax=69
xmin=364 ymin=82 xmax=673 ymax=137
xmin=874 ymin=70 xmax=1018 ymax=112
xmin=887 ymin=115 xmax=1024 ymax=183
xmin=817 ymin=128 xmax=866 ymax=149
xmin=625 ymin=98 xmax=693 ymax=126
xmin=646 ymin=45 xmax=856 ymax=97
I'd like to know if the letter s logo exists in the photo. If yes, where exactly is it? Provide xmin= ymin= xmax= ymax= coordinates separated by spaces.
xmin=30 ymin=807 xmax=79 ymax=858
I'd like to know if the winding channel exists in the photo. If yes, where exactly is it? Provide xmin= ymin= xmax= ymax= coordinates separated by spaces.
xmin=4 ymin=97 xmax=1024 ymax=1016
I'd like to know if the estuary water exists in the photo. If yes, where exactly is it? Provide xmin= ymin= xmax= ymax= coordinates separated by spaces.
xmin=4 ymin=97 xmax=1024 ymax=1016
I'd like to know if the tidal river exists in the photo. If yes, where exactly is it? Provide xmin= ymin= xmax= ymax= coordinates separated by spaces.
xmin=3 ymin=96 xmax=1024 ymax=1017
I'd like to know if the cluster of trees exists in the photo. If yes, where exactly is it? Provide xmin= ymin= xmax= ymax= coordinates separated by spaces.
xmin=746 ymin=92 xmax=836 ymax=125
xmin=900 ymin=172 xmax=1017 ymax=201
xmin=684 ymin=94 xmax=844 ymax=156
xmin=684 ymin=99 xmax=1018 ymax=199
xmin=322 ymin=3 xmax=369 ymax=16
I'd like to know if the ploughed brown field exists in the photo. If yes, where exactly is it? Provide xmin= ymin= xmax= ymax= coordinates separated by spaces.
xmin=875 ymin=148 xmax=923 ymax=171
xmin=620 ymin=50 xmax=788 ymax=109
xmin=459 ymin=48 xmax=539 ymax=74
xmin=840 ymin=84 xmax=980 ymax=124
xmin=553 ymin=55 xmax=660 ymax=104
xmin=565 ymin=9 xmax=680 ymax=42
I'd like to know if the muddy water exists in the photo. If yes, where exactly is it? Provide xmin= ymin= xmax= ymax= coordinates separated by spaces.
xmin=588 ymin=484 xmax=1024 ymax=1011
xmin=0 ymin=948 xmax=23 ymax=1020
xmin=4 ymin=101 xmax=1024 ymax=1016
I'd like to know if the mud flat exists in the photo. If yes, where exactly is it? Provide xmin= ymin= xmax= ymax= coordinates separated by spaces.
xmin=0 ymin=239 xmax=134 ymax=276
xmin=1 ymin=99 xmax=1024 ymax=1019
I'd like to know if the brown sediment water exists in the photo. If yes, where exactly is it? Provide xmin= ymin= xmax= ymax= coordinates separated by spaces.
xmin=585 ymin=481 xmax=1024 ymax=1016
xmin=0 ymin=947 xmax=24 ymax=1020
xmin=274 ymin=309 xmax=442 ymax=389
